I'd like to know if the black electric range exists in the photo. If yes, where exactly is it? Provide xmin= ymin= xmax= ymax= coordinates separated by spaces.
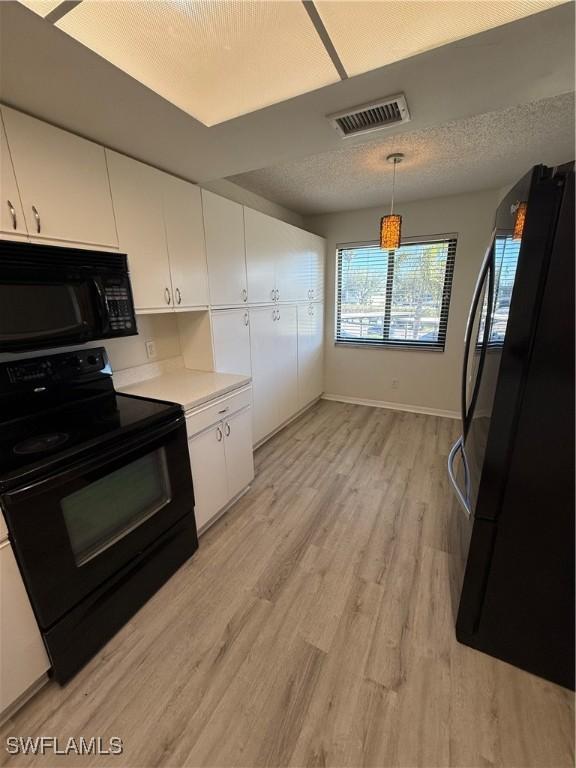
xmin=0 ymin=348 xmax=198 ymax=683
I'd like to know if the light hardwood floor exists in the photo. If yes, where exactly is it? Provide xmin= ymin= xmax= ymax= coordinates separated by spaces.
xmin=1 ymin=401 xmax=574 ymax=768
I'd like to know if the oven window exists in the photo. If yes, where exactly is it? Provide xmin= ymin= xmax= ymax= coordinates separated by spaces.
xmin=61 ymin=448 xmax=172 ymax=566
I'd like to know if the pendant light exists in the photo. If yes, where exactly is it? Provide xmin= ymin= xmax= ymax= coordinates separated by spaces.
xmin=380 ymin=153 xmax=404 ymax=251
xmin=512 ymin=201 xmax=527 ymax=240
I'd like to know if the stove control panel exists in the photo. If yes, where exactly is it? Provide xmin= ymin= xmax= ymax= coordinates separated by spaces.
xmin=1 ymin=348 xmax=111 ymax=389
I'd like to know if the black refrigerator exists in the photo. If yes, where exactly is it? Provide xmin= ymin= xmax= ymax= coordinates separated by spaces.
xmin=448 ymin=162 xmax=574 ymax=690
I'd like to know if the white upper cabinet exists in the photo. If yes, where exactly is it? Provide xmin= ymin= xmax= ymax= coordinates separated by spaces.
xmin=211 ymin=309 xmax=252 ymax=377
xmin=162 ymin=175 xmax=208 ymax=310
xmin=202 ymin=190 xmax=248 ymax=307
xmin=0 ymin=118 xmax=28 ymax=241
xmin=106 ymin=150 xmax=173 ymax=312
xmin=1 ymin=106 xmax=117 ymax=249
xmin=298 ymin=302 xmax=324 ymax=408
xmin=306 ymin=231 xmax=326 ymax=301
xmin=244 ymin=208 xmax=317 ymax=304
xmin=244 ymin=207 xmax=279 ymax=304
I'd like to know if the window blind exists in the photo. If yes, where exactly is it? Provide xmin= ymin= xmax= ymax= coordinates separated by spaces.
xmin=336 ymin=236 xmax=457 ymax=350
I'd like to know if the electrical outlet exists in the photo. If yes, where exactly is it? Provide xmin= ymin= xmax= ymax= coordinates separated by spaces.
xmin=391 ymin=378 xmax=399 ymax=390
xmin=145 ymin=340 xmax=157 ymax=360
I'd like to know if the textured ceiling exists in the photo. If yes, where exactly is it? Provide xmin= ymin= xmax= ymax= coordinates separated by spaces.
xmin=229 ymin=93 xmax=575 ymax=214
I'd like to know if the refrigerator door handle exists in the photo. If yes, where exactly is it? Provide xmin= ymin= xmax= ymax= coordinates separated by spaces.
xmin=448 ymin=436 xmax=472 ymax=518
xmin=461 ymin=230 xmax=496 ymax=430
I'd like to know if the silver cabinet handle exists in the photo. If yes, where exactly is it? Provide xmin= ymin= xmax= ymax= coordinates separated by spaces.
xmin=309 ymin=305 xmax=313 ymax=316
xmin=164 ymin=287 xmax=171 ymax=305
xmin=243 ymin=312 xmax=249 ymax=326
xmin=308 ymin=289 xmax=312 ymax=299
xmin=6 ymin=200 xmax=17 ymax=230
xmin=31 ymin=205 xmax=41 ymax=233
xmin=448 ymin=437 xmax=471 ymax=518
xmin=175 ymin=287 xmax=182 ymax=305
xmin=270 ymin=288 xmax=276 ymax=301
xmin=272 ymin=309 xmax=277 ymax=321
xmin=276 ymin=309 xmax=281 ymax=321
xmin=241 ymin=288 xmax=248 ymax=302
xmin=275 ymin=288 xmax=280 ymax=301
xmin=310 ymin=288 xmax=315 ymax=299
xmin=216 ymin=426 xmax=223 ymax=442
xmin=224 ymin=422 xmax=231 ymax=437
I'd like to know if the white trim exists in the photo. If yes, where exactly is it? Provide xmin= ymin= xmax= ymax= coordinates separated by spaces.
xmin=322 ymin=393 xmax=459 ymax=419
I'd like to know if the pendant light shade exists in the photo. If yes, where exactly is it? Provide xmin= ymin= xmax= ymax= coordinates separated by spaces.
xmin=380 ymin=153 xmax=404 ymax=251
xmin=512 ymin=201 xmax=527 ymax=240
xmin=380 ymin=213 xmax=402 ymax=250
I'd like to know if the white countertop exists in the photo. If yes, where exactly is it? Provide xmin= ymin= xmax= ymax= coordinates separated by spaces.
xmin=118 ymin=369 xmax=251 ymax=412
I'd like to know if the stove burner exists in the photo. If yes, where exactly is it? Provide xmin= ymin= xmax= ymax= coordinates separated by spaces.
xmin=13 ymin=432 xmax=70 ymax=455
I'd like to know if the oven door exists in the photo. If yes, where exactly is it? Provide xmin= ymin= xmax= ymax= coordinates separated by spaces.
xmin=1 ymin=418 xmax=196 ymax=629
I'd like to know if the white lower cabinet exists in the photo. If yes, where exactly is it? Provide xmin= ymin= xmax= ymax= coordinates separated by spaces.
xmin=249 ymin=305 xmax=298 ymax=445
xmin=297 ymin=302 xmax=324 ymax=409
xmin=186 ymin=388 xmax=254 ymax=534
xmin=0 ymin=538 xmax=50 ymax=716
xmin=211 ymin=309 xmax=252 ymax=377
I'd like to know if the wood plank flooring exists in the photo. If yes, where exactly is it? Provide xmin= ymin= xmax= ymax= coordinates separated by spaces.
xmin=1 ymin=401 xmax=573 ymax=767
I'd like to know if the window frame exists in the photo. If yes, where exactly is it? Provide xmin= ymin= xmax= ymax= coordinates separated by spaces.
xmin=334 ymin=233 xmax=458 ymax=352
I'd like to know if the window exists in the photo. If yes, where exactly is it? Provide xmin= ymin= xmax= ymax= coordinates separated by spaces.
xmin=336 ymin=236 xmax=457 ymax=350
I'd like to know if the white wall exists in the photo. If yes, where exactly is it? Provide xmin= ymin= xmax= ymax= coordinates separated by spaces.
xmin=201 ymin=178 xmax=304 ymax=228
xmin=304 ymin=188 xmax=501 ymax=416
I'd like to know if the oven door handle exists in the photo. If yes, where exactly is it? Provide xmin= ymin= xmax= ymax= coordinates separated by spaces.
xmin=2 ymin=414 xmax=184 ymax=503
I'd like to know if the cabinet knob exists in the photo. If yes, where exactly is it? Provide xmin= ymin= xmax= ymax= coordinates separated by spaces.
xmin=6 ymin=200 xmax=16 ymax=230
xmin=31 ymin=205 xmax=41 ymax=233
xmin=164 ymin=287 xmax=171 ymax=305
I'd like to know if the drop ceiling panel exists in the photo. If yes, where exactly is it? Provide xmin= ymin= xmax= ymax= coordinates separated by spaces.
xmin=17 ymin=0 xmax=62 ymax=18
xmin=55 ymin=0 xmax=339 ymax=126
xmin=315 ymin=0 xmax=566 ymax=77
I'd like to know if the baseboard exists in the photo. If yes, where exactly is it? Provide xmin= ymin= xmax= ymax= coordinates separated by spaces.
xmin=321 ymin=393 xmax=459 ymax=419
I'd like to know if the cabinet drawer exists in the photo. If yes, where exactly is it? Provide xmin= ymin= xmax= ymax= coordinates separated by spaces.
xmin=185 ymin=385 xmax=252 ymax=438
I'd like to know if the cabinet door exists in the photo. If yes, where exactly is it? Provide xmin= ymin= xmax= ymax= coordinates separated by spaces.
xmin=0 ymin=118 xmax=28 ymax=240
xmin=202 ymin=190 xmax=247 ymax=307
xmin=249 ymin=307 xmax=279 ymax=444
xmin=275 ymin=304 xmax=299 ymax=427
xmin=1 ymin=107 xmax=117 ymax=248
xmin=0 ymin=540 xmax=50 ymax=713
xmin=162 ymin=175 xmax=208 ymax=309
xmin=275 ymin=221 xmax=309 ymax=303
xmin=244 ymin=207 xmax=278 ymax=304
xmin=187 ymin=424 xmax=229 ymax=532
xmin=107 ymin=150 xmax=173 ymax=312
xmin=306 ymin=231 xmax=325 ymax=301
xmin=298 ymin=302 xmax=324 ymax=408
xmin=224 ymin=407 xmax=255 ymax=500
xmin=212 ymin=309 xmax=252 ymax=377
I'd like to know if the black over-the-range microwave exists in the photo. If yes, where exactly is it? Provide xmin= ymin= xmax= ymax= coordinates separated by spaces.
xmin=0 ymin=239 xmax=138 ymax=352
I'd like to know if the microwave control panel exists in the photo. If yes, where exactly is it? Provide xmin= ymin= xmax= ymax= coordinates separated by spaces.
xmin=104 ymin=284 xmax=134 ymax=332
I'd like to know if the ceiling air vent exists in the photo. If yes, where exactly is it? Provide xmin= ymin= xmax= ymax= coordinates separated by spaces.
xmin=327 ymin=94 xmax=410 ymax=138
